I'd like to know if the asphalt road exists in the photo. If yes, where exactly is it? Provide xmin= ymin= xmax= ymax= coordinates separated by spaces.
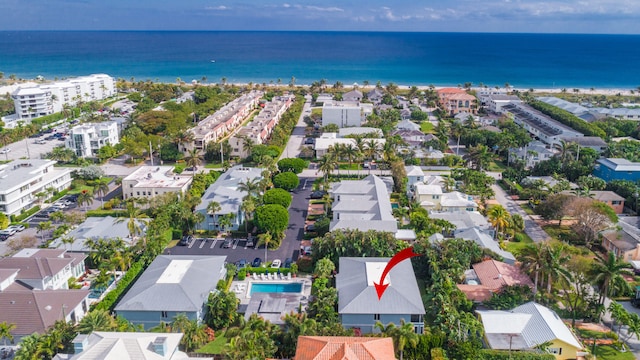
xmin=491 ymin=183 xmax=551 ymax=242
xmin=166 ymin=177 xmax=314 ymax=266
xmin=279 ymin=97 xmax=311 ymax=160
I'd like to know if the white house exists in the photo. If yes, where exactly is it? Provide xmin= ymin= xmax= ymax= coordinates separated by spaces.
xmin=322 ymin=101 xmax=364 ymax=128
xmin=66 ymin=121 xmax=119 ymax=158
xmin=314 ymin=134 xmax=385 ymax=158
xmin=486 ymin=94 xmax=522 ymax=114
xmin=0 ymin=160 xmax=73 ymax=216
xmin=7 ymin=74 xmax=115 ymax=128
xmin=121 ymin=166 xmax=192 ymax=201
xmin=509 ymin=140 xmax=557 ymax=168
xmin=49 ymin=216 xmax=148 ymax=252
xmin=0 ymin=248 xmax=86 ymax=290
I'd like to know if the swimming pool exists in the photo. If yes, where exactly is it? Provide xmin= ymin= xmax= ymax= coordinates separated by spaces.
xmin=249 ymin=282 xmax=303 ymax=295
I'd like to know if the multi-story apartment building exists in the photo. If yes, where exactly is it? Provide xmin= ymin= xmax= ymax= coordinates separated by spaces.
xmin=182 ymin=91 xmax=262 ymax=155
xmin=437 ymin=88 xmax=478 ymax=115
xmin=229 ymin=95 xmax=294 ymax=158
xmin=0 ymin=160 xmax=73 ymax=216
xmin=66 ymin=121 xmax=119 ymax=158
xmin=503 ymin=103 xmax=583 ymax=147
xmin=121 ymin=166 xmax=193 ymax=201
xmin=7 ymin=74 xmax=115 ymax=128
xmin=322 ymin=101 xmax=364 ymax=128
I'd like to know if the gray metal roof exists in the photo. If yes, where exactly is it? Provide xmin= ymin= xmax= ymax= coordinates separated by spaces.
xmin=195 ymin=166 xmax=263 ymax=215
xmin=115 ymin=255 xmax=226 ymax=313
xmin=336 ymin=257 xmax=425 ymax=315
xmin=49 ymin=216 xmax=147 ymax=252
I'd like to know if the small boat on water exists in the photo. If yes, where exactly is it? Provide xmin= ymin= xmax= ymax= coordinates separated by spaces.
xmin=211 ymin=60 xmax=216 ymax=63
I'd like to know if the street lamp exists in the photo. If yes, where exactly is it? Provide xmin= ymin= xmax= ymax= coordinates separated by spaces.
xmin=635 ymin=191 xmax=639 ymax=216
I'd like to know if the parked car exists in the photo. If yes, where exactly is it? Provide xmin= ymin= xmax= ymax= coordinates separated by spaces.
xmin=306 ymin=223 xmax=316 ymax=232
xmin=8 ymin=224 xmax=25 ymax=232
xmin=0 ymin=234 xmax=9 ymax=242
xmin=178 ymin=235 xmax=193 ymax=246
xmin=303 ymin=246 xmax=312 ymax=256
xmin=222 ymin=238 xmax=233 ymax=248
xmin=185 ymin=166 xmax=197 ymax=171
xmin=245 ymin=237 xmax=254 ymax=248
xmin=35 ymin=139 xmax=47 ymax=144
xmin=270 ymin=259 xmax=281 ymax=269
xmin=235 ymin=259 xmax=247 ymax=269
xmin=284 ymin=258 xmax=293 ymax=268
xmin=310 ymin=190 xmax=327 ymax=199
xmin=304 ymin=138 xmax=315 ymax=145
xmin=45 ymin=135 xmax=56 ymax=141
xmin=252 ymin=257 xmax=263 ymax=267
xmin=0 ymin=148 xmax=10 ymax=154
xmin=58 ymin=136 xmax=67 ymax=141
xmin=0 ymin=228 xmax=17 ymax=236
xmin=29 ymin=133 xmax=41 ymax=138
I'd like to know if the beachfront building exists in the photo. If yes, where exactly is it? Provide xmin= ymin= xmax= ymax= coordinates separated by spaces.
xmin=55 ymin=332 xmax=207 ymax=360
xmin=592 ymin=107 xmax=640 ymax=121
xmin=560 ymin=136 xmax=607 ymax=153
xmin=229 ymin=94 xmax=294 ymax=158
xmin=182 ymin=90 xmax=262 ymax=155
xmin=114 ymin=255 xmax=226 ymax=330
xmin=343 ymin=89 xmax=363 ymax=102
xmin=0 ymin=159 xmax=73 ymax=216
xmin=49 ymin=216 xmax=148 ymax=252
xmin=194 ymin=166 xmax=263 ymax=231
xmin=594 ymin=158 xmax=640 ymax=182
xmin=329 ymin=175 xmax=398 ymax=234
xmin=502 ymin=103 xmax=583 ymax=147
xmin=121 ymin=166 xmax=192 ymax=201
xmin=314 ymin=133 xmax=385 ymax=158
xmin=6 ymin=74 xmax=115 ymax=128
xmin=485 ymin=94 xmax=522 ymax=114
xmin=66 ymin=121 xmax=119 ymax=158
xmin=477 ymin=302 xmax=585 ymax=359
xmin=436 ymin=88 xmax=477 ymax=116
xmin=322 ymin=101 xmax=365 ymax=128
xmin=537 ymin=96 xmax=599 ymax=121
xmin=337 ymin=257 xmax=426 ymax=334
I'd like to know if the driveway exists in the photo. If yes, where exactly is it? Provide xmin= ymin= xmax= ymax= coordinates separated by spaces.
xmin=166 ymin=177 xmax=313 ymax=266
xmin=279 ymin=99 xmax=310 ymax=160
xmin=491 ymin=183 xmax=551 ymax=242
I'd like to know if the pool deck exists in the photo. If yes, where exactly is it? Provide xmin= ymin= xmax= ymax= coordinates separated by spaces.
xmin=231 ymin=275 xmax=312 ymax=305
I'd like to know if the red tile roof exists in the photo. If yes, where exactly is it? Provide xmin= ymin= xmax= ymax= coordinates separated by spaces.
xmin=472 ymin=259 xmax=533 ymax=291
xmin=294 ymin=336 xmax=395 ymax=360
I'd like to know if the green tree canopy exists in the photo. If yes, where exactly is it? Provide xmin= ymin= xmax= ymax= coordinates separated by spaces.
xmin=254 ymin=204 xmax=289 ymax=236
xmin=273 ymin=171 xmax=300 ymax=191
xmin=262 ymin=188 xmax=293 ymax=208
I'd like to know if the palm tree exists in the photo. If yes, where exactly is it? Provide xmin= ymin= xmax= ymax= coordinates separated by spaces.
xmin=77 ymin=189 xmax=94 ymax=212
xmin=184 ymin=148 xmax=202 ymax=178
xmin=592 ymin=252 xmax=633 ymax=305
xmin=114 ymin=199 xmax=146 ymax=242
xmin=375 ymin=319 xmax=419 ymax=360
xmin=487 ymin=205 xmax=511 ymax=239
xmin=36 ymin=221 xmax=52 ymax=242
xmin=0 ymin=131 xmax=10 ymax=161
xmin=317 ymin=154 xmax=338 ymax=183
xmin=77 ymin=309 xmax=117 ymax=334
xmin=218 ymin=213 xmax=234 ymax=233
xmin=520 ymin=242 xmax=547 ymax=294
xmin=342 ymin=143 xmax=359 ymax=176
xmin=541 ymin=242 xmax=571 ymax=293
xmin=237 ymin=178 xmax=261 ymax=199
xmin=465 ymin=144 xmax=494 ymax=171
xmin=241 ymin=198 xmax=256 ymax=232
xmin=0 ymin=322 xmax=16 ymax=346
xmin=257 ymin=232 xmax=272 ymax=265
xmin=92 ymin=177 xmax=110 ymax=209
xmin=557 ymin=140 xmax=575 ymax=166
xmin=365 ymin=139 xmax=382 ymax=163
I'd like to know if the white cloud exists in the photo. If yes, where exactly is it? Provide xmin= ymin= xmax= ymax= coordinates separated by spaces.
xmin=306 ymin=5 xmax=343 ymax=12
xmin=205 ymin=5 xmax=229 ymax=11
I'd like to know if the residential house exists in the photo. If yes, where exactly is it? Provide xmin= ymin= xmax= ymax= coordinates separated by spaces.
xmin=594 ymin=158 xmax=640 ymax=182
xmin=195 ymin=166 xmax=263 ymax=231
xmin=315 ymin=93 xmax=334 ymax=105
xmin=601 ymin=219 xmax=640 ymax=264
xmin=366 ymin=88 xmax=384 ymax=103
xmin=343 ymin=89 xmax=363 ymax=102
xmin=53 ymin=332 xmax=208 ymax=360
xmin=294 ymin=336 xmax=395 ymax=360
xmin=413 ymin=186 xmax=477 ymax=212
xmin=66 ymin=121 xmax=119 ymax=158
xmin=338 ymin=127 xmax=383 ymax=138
xmin=390 ymin=128 xmax=429 ymax=148
xmin=396 ymin=119 xmax=421 ymax=132
xmin=0 ymin=248 xmax=86 ymax=290
xmin=405 ymin=165 xmax=425 ymax=189
xmin=114 ymin=255 xmax=226 ymax=329
xmin=457 ymin=259 xmax=534 ymax=302
xmin=329 ymin=175 xmax=398 ymax=235
xmin=456 ymin=227 xmax=516 ymax=264
xmin=0 ymin=249 xmax=89 ymax=340
xmin=322 ymin=101 xmax=364 ymax=128
xmin=454 ymin=111 xmax=478 ymax=124
xmin=477 ymin=302 xmax=585 ymax=360
xmin=509 ymin=141 xmax=557 ymax=169
xmin=560 ymin=136 xmax=607 ymax=154
xmin=436 ymin=88 xmax=477 ymax=116
xmin=429 ymin=210 xmax=493 ymax=234
xmin=591 ymin=107 xmax=640 ymax=121
xmin=121 ymin=166 xmax=192 ymax=201
xmin=314 ymin=134 xmax=385 ymax=158
xmin=337 ymin=257 xmax=426 ymax=334
xmin=502 ymin=103 xmax=583 ymax=147
xmin=6 ymin=74 xmax=114 ymax=127
xmin=592 ymin=191 xmax=626 ymax=214
xmin=229 ymin=94 xmax=294 ymax=158
xmin=0 ymin=159 xmax=73 ymax=216
xmin=49 ymin=216 xmax=148 ymax=252
xmin=522 ymin=176 xmax=577 ymax=192
xmin=182 ymin=91 xmax=262 ymax=155
xmin=486 ymin=94 xmax=522 ymax=114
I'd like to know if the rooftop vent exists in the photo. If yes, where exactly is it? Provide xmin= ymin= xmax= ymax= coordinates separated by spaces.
xmin=152 ymin=336 xmax=168 ymax=356
xmin=147 ymin=173 xmax=152 ymax=179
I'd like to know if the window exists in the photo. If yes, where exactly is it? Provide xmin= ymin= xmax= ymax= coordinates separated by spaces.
xmin=161 ymin=311 xmax=168 ymax=318
xmin=612 ymin=201 xmax=622 ymax=205
xmin=548 ymin=348 xmax=562 ymax=355
xmin=373 ymin=314 xmax=380 ymax=321
xmin=137 ymin=192 xmax=140 ymax=196
xmin=411 ymin=314 xmax=422 ymax=322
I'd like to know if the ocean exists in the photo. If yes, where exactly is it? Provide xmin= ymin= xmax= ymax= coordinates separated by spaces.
xmin=0 ymin=31 xmax=639 ymax=89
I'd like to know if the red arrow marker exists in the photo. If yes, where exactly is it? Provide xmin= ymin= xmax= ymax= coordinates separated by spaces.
xmin=374 ymin=247 xmax=421 ymax=300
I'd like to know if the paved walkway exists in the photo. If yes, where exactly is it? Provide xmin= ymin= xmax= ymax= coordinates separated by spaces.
xmin=491 ymin=183 xmax=551 ymax=243
xmin=279 ymin=97 xmax=311 ymax=160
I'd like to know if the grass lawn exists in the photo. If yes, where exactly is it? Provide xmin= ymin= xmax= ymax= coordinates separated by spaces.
xmin=543 ymin=224 xmax=575 ymax=242
xmin=420 ymin=122 xmax=434 ymax=133
xmin=594 ymin=345 xmax=635 ymax=360
xmin=338 ymin=163 xmax=359 ymax=170
xmin=504 ymin=232 xmax=534 ymax=256
xmin=311 ymin=108 xmax=322 ymax=117
xmin=204 ymin=162 xmax=225 ymax=169
xmin=486 ymin=161 xmax=507 ymax=172
xmin=197 ymin=333 xmax=227 ymax=354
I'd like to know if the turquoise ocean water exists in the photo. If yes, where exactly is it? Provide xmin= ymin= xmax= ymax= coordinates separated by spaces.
xmin=0 ymin=31 xmax=639 ymax=88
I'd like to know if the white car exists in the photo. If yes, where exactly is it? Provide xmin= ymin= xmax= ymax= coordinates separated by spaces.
xmin=270 ymin=259 xmax=281 ymax=269
xmin=8 ymin=225 xmax=25 ymax=232
xmin=0 ymin=148 xmax=10 ymax=154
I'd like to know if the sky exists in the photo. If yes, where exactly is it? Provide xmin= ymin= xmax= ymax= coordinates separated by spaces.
xmin=1 ymin=0 xmax=640 ymax=34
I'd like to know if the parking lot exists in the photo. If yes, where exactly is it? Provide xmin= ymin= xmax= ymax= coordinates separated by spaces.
xmin=2 ymin=125 xmax=72 ymax=161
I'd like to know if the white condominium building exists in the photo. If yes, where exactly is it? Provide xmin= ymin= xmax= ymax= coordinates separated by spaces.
xmin=0 ymin=160 xmax=73 ymax=216
xmin=322 ymin=101 xmax=364 ymax=128
xmin=67 ymin=121 xmax=119 ymax=158
xmin=121 ymin=166 xmax=193 ymax=201
xmin=183 ymin=90 xmax=262 ymax=155
xmin=8 ymin=74 xmax=115 ymax=127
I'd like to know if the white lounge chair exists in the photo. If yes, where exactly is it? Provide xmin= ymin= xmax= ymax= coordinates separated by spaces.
xmin=253 ymin=273 xmax=258 ymax=280
xmin=260 ymin=273 xmax=265 ymax=280
xmin=287 ymin=273 xmax=291 ymax=280
xmin=268 ymin=273 xmax=273 ymax=280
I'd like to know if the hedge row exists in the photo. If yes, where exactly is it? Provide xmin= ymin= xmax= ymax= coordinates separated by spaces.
xmin=528 ymin=100 xmax=607 ymax=138
xmin=85 ymin=209 xmax=127 ymax=217
xmin=11 ymin=206 xmax=41 ymax=223
xmin=91 ymin=261 xmax=144 ymax=312
xmin=244 ymin=267 xmax=292 ymax=275
xmin=479 ymin=350 xmax=555 ymax=360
